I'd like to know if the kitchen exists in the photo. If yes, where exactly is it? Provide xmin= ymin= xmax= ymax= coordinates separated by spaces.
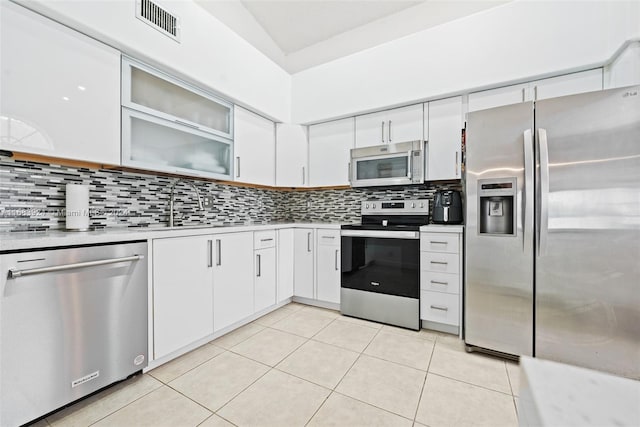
xmin=1 ymin=0 xmax=639 ymax=426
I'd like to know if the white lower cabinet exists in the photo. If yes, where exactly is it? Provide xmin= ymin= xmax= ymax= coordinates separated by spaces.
xmin=213 ymin=232 xmax=254 ymax=332
xmin=420 ymin=228 xmax=463 ymax=334
xmin=153 ymin=235 xmax=214 ymax=359
xmin=293 ymin=228 xmax=315 ymax=298
xmin=316 ymin=229 xmax=341 ymax=304
xmin=254 ymin=231 xmax=277 ymax=312
xmin=277 ymin=229 xmax=295 ymax=302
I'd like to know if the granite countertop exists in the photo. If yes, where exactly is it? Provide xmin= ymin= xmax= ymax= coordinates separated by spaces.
xmin=0 ymin=222 xmax=346 ymax=252
xmin=519 ymin=357 xmax=640 ymax=426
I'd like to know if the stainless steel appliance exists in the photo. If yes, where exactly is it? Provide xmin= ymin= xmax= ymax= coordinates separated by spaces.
xmin=432 ymin=190 xmax=463 ymax=224
xmin=1 ymin=241 xmax=149 ymax=426
xmin=341 ymin=199 xmax=429 ymax=330
xmin=465 ymin=86 xmax=640 ymax=379
xmin=349 ymin=141 xmax=425 ymax=187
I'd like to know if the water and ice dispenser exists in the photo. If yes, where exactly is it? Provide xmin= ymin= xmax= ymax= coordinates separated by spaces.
xmin=478 ymin=178 xmax=516 ymax=235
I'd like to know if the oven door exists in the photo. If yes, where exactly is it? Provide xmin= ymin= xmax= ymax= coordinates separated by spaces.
xmin=341 ymin=230 xmax=420 ymax=298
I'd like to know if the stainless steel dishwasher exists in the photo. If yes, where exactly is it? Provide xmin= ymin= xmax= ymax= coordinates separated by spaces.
xmin=1 ymin=240 xmax=148 ymax=427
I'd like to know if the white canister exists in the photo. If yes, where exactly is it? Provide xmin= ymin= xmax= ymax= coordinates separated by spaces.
xmin=65 ymin=184 xmax=90 ymax=230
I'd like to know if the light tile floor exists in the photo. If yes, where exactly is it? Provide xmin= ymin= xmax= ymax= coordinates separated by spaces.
xmin=38 ymin=303 xmax=520 ymax=427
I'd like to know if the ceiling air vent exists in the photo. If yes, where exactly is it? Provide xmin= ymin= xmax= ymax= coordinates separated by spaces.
xmin=135 ymin=0 xmax=181 ymax=42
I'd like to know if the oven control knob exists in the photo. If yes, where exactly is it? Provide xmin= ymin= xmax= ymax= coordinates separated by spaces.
xmin=420 ymin=203 xmax=425 ymax=208
xmin=365 ymin=203 xmax=370 ymax=209
xmin=372 ymin=203 xmax=377 ymax=208
xmin=411 ymin=202 xmax=416 ymax=208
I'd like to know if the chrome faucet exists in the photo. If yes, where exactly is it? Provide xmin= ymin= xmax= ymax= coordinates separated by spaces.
xmin=169 ymin=179 xmax=205 ymax=227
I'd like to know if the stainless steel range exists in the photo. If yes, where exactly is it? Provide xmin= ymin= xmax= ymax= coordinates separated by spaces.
xmin=341 ymin=199 xmax=429 ymax=330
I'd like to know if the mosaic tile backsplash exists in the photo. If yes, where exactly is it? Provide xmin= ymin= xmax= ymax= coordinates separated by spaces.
xmin=0 ymin=158 xmax=461 ymax=232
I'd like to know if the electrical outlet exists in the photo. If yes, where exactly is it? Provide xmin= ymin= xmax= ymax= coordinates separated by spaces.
xmin=202 ymin=196 xmax=214 ymax=208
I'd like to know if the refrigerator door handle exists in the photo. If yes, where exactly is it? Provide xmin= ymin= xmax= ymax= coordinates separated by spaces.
xmin=538 ymin=128 xmax=550 ymax=256
xmin=523 ymin=129 xmax=534 ymax=252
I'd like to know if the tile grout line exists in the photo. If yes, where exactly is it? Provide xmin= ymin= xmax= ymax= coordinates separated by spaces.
xmin=427 ymin=372 xmax=515 ymax=397
xmin=196 ymin=413 xmax=238 ymax=427
xmin=332 ymin=389 xmax=417 ymax=424
xmin=412 ymin=334 xmax=438 ymax=424
xmin=149 ymin=346 xmax=227 ymax=385
xmin=83 ymin=377 xmax=166 ymax=427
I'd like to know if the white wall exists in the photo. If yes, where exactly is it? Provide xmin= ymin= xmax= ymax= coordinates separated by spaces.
xmin=291 ymin=0 xmax=640 ymax=124
xmin=15 ymin=0 xmax=292 ymax=122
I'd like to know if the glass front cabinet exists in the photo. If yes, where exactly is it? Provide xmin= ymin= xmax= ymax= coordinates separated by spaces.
xmin=121 ymin=57 xmax=233 ymax=179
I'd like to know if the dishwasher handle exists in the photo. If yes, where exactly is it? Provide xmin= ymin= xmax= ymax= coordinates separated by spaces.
xmin=8 ymin=254 xmax=145 ymax=279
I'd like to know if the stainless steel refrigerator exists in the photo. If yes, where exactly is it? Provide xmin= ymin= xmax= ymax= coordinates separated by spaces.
xmin=464 ymin=86 xmax=640 ymax=379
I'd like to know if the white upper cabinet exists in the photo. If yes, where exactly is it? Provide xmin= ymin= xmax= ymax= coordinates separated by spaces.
xmin=468 ymin=83 xmax=529 ymax=112
xmin=0 ymin=2 xmax=120 ymax=165
xmin=121 ymin=58 xmax=233 ymax=180
xmin=469 ymin=69 xmax=603 ymax=113
xmin=234 ymin=107 xmax=275 ymax=186
xmin=605 ymin=42 xmax=640 ymax=89
xmin=122 ymin=57 xmax=233 ymax=139
xmin=308 ymin=118 xmax=354 ymax=187
xmin=427 ymin=96 xmax=462 ymax=181
xmin=276 ymin=124 xmax=308 ymax=187
xmin=530 ymin=69 xmax=602 ymax=100
xmin=355 ymin=104 xmax=423 ymax=147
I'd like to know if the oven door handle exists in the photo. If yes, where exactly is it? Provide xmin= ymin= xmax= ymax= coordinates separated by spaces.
xmin=340 ymin=230 xmax=420 ymax=239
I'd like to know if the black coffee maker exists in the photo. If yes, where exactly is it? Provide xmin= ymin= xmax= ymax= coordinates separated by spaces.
xmin=432 ymin=190 xmax=463 ymax=224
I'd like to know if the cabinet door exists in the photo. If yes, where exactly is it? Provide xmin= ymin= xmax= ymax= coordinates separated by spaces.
xmin=234 ymin=106 xmax=275 ymax=186
xmin=385 ymin=104 xmax=424 ymax=144
xmin=605 ymin=42 xmax=640 ymax=89
xmin=0 ymin=2 xmax=120 ymax=165
xmin=316 ymin=242 xmax=341 ymax=304
xmin=153 ymin=236 xmax=213 ymax=359
xmin=468 ymin=83 xmax=529 ymax=112
xmin=355 ymin=110 xmax=387 ymax=148
xmin=277 ymin=229 xmax=295 ymax=302
xmin=293 ymin=229 xmax=315 ymax=298
xmin=355 ymin=104 xmax=423 ymax=147
xmin=531 ymin=69 xmax=603 ymax=100
xmin=213 ymin=232 xmax=254 ymax=332
xmin=276 ymin=124 xmax=308 ymax=187
xmin=122 ymin=108 xmax=232 ymax=180
xmin=309 ymin=118 xmax=354 ymax=187
xmin=254 ymin=247 xmax=277 ymax=312
xmin=427 ymin=96 xmax=462 ymax=181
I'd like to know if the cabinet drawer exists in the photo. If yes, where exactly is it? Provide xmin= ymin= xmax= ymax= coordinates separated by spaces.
xmin=254 ymin=230 xmax=276 ymax=249
xmin=421 ymin=291 xmax=459 ymax=326
xmin=317 ymin=229 xmax=340 ymax=246
xmin=421 ymin=271 xmax=460 ymax=294
xmin=421 ymin=252 xmax=459 ymax=274
xmin=420 ymin=233 xmax=459 ymax=253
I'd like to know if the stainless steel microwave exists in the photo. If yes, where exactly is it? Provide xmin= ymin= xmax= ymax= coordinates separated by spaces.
xmin=349 ymin=141 xmax=425 ymax=187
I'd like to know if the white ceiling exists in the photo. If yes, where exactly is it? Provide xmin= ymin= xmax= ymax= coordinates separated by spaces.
xmin=195 ymin=0 xmax=510 ymax=74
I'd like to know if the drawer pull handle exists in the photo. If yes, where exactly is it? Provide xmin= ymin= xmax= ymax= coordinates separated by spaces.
xmin=430 ymin=261 xmax=448 ymax=265
xmin=260 ymin=238 xmax=274 ymax=242
xmin=430 ymin=241 xmax=447 ymax=245
xmin=322 ymin=236 xmax=336 ymax=239
xmin=430 ymin=305 xmax=449 ymax=311
xmin=430 ymin=280 xmax=448 ymax=285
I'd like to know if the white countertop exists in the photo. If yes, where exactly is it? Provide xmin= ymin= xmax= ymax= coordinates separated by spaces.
xmin=519 ymin=357 xmax=640 ymax=426
xmin=420 ymin=224 xmax=464 ymax=233
xmin=0 ymin=223 xmax=343 ymax=252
